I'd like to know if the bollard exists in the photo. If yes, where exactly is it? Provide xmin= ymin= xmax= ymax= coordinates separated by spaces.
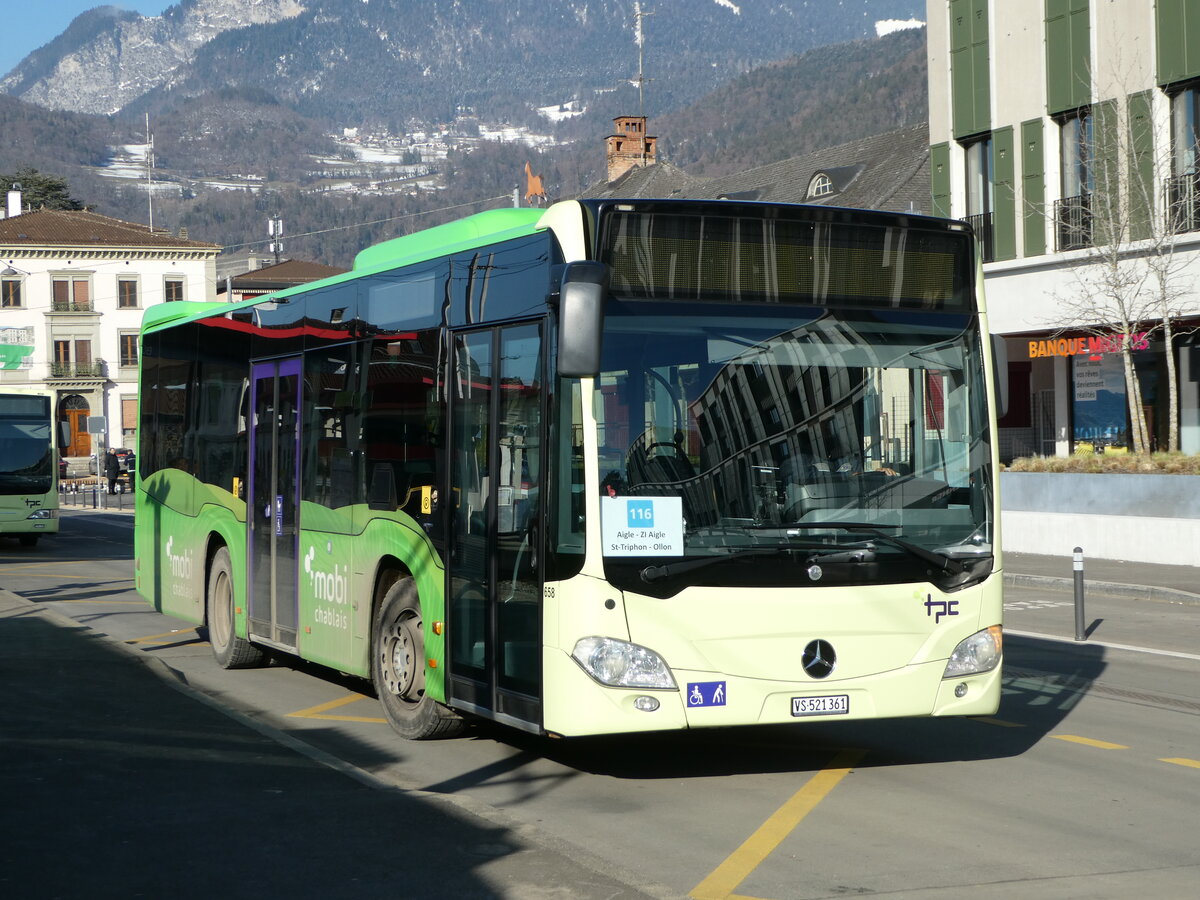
xmin=1073 ymin=546 xmax=1086 ymax=641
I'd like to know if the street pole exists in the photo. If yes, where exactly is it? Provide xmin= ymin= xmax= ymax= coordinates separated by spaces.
xmin=1073 ymin=546 xmax=1086 ymax=641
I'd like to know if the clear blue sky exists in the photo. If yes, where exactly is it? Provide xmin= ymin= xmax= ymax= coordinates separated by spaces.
xmin=3 ymin=3 xmax=173 ymax=80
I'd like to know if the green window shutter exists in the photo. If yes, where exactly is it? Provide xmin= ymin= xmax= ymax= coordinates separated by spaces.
xmin=1045 ymin=0 xmax=1090 ymax=114
xmin=971 ymin=0 xmax=991 ymax=134
xmin=950 ymin=0 xmax=990 ymax=137
xmin=950 ymin=0 xmax=974 ymax=136
xmin=1022 ymin=119 xmax=1047 ymax=257
xmin=1127 ymin=91 xmax=1155 ymax=241
xmin=993 ymin=127 xmax=1016 ymax=261
xmin=1156 ymin=0 xmax=1200 ymax=85
xmin=1092 ymin=98 xmax=1121 ymax=246
xmin=931 ymin=142 xmax=952 ymax=219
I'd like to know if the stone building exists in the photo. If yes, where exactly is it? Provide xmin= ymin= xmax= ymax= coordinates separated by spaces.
xmin=0 ymin=195 xmax=219 ymax=461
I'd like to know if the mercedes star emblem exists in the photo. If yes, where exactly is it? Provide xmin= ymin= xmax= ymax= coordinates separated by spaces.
xmin=802 ymin=639 xmax=836 ymax=679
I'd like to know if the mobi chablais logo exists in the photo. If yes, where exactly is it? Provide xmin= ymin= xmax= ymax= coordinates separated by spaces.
xmin=304 ymin=545 xmax=350 ymax=630
xmin=164 ymin=536 xmax=193 ymax=580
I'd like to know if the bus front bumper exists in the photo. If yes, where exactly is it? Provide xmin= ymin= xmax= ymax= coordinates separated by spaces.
xmin=542 ymin=649 xmax=1002 ymax=737
xmin=0 ymin=508 xmax=60 ymax=534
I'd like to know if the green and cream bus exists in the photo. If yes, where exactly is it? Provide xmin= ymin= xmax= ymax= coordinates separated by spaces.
xmin=0 ymin=389 xmax=61 ymax=547
xmin=135 ymin=199 xmax=1005 ymax=739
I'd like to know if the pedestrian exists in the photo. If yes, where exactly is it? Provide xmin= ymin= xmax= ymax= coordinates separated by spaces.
xmin=104 ymin=450 xmax=120 ymax=494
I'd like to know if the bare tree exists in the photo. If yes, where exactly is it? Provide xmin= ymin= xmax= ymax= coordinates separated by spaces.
xmin=1047 ymin=78 xmax=1198 ymax=453
xmin=1145 ymin=175 xmax=1199 ymax=451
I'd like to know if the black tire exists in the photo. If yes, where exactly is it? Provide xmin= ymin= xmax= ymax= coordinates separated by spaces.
xmin=372 ymin=577 xmax=464 ymax=739
xmin=206 ymin=546 xmax=266 ymax=669
xmin=18 ymin=535 xmax=38 ymax=547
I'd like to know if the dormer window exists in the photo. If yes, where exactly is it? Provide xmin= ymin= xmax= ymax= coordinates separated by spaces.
xmin=807 ymin=173 xmax=834 ymax=198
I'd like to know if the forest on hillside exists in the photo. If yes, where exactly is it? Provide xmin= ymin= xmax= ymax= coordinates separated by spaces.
xmin=0 ymin=29 xmax=928 ymax=267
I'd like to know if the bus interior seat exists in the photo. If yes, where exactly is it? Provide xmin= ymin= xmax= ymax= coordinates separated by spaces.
xmin=367 ymin=463 xmax=397 ymax=511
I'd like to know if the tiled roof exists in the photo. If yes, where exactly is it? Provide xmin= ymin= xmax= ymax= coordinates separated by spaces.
xmin=581 ymin=160 xmax=709 ymax=200
xmin=580 ymin=123 xmax=931 ymax=216
xmin=0 ymin=209 xmax=220 ymax=250
xmin=229 ymin=258 xmax=348 ymax=288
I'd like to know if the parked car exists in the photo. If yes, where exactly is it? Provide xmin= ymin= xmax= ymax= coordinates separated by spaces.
xmin=114 ymin=448 xmax=136 ymax=472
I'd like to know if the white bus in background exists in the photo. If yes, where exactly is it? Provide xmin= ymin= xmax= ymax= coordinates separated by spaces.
xmin=0 ymin=389 xmax=60 ymax=546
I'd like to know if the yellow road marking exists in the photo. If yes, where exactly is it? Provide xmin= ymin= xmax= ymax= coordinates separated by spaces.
xmin=288 ymin=693 xmax=387 ymax=724
xmin=6 ymin=571 xmax=119 ymax=580
xmin=3 ymin=560 xmax=124 ymax=572
xmin=1161 ymin=757 xmax=1200 ymax=769
xmin=125 ymin=628 xmax=198 ymax=645
xmin=54 ymin=598 xmax=142 ymax=604
xmin=1053 ymin=734 xmax=1128 ymax=750
xmin=689 ymin=749 xmax=866 ymax=900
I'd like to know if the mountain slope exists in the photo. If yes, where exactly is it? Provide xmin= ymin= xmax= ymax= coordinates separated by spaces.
xmin=0 ymin=0 xmax=306 ymax=115
xmin=3 ymin=0 xmax=925 ymax=124
xmin=658 ymin=27 xmax=928 ymax=176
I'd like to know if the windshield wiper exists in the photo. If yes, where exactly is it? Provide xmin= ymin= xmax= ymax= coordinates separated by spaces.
xmin=640 ymin=538 xmax=884 ymax=584
xmin=640 ymin=547 xmax=794 ymax=584
xmin=770 ymin=522 xmax=965 ymax=575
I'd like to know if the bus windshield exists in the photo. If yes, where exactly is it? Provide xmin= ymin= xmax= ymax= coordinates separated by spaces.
xmin=0 ymin=408 xmax=54 ymax=495
xmin=594 ymin=300 xmax=993 ymax=593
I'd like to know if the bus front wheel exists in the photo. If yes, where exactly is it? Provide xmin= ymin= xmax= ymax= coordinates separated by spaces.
xmin=372 ymin=578 xmax=464 ymax=740
xmin=207 ymin=546 xmax=265 ymax=669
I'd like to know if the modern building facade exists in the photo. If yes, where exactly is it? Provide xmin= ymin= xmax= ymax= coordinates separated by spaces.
xmin=927 ymin=0 xmax=1200 ymax=457
xmin=0 ymin=195 xmax=219 ymax=461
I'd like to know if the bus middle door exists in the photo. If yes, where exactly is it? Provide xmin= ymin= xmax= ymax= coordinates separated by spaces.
xmin=447 ymin=324 xmax=544 ymax=730
xmin=247 ymin=358 xmax=301 ymax=651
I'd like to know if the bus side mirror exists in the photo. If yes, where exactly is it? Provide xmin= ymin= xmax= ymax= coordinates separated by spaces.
xmin=557 ymin=261 xmax=608 ymax=378
xmin=990 ymin=334 xmax=1009 ymax=419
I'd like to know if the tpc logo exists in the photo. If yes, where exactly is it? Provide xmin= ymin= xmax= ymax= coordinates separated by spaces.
xmin=924 ymin=594 xmax=959 ymax=624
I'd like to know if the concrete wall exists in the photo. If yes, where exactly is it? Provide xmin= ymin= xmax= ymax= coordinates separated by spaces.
xmin=1001 ymin=472 xmax=1200 ymax=565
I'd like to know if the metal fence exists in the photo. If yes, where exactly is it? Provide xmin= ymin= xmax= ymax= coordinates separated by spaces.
xmin=59 ymin=478 xmax=133 ymax=511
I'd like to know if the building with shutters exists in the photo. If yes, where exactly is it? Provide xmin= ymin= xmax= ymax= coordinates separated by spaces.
xmin=927 ymin=0 xmax=1200 ymax=457
xmin=0 ymin=193 xmax=220 ymax=464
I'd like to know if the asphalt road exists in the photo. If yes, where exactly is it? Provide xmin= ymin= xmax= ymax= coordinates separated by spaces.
xmin=2 ymin=508 xmax=1198 ymax=899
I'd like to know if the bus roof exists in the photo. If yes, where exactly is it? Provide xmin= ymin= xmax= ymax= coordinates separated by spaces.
xmin=352 ymin=207 xmax=544 ymax=272
xmin=141 ymin=206 xmax=549 ymax=335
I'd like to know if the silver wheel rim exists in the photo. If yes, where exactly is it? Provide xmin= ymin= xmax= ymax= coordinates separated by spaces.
xmin=211 ymin=568 xmax=232 ymax=648
xmin=382 ymin=612 xmax=423 ymax=702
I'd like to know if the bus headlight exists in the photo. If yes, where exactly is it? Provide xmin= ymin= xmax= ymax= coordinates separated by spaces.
xmin=571 ymin=636 xmax=677 ymax=690
xmin=26 ymin=509 xmax=58 ymax=520
xmin=943 ymin=626 xmax=1002 ymax=678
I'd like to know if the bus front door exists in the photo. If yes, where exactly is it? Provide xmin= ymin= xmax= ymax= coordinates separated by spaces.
xmin=247 ymin=358 xmax=301 ymax=650
xmin=448 ymin=324 xmax=544 ymax=731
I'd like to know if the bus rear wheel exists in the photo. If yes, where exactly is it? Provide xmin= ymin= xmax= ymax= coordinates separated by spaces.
xmin=18 ymin=535 xmax=38 ymax=547
xmin=207 ymin=546 xmax=265 ymax=669
xmin=372 ymin=578 xmax=464 ymax=740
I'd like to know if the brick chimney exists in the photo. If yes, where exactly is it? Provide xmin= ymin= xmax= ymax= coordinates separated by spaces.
xmin=605 ymin=116 xmax=657 ymax=183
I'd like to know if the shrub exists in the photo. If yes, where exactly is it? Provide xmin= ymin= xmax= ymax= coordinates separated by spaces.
xmin=1004 ymin=452 xmax=1200 ymax=475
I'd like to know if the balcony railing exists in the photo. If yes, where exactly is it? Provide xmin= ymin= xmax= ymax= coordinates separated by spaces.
xmin=1164 ymin=174 xmax=1200 ymax=234
xmin=51 ymin=300 xmax=93 ymax=312
xmin=49 ymin=360 xmax=106 ymax=379
xmin=963 ymin=212 xmax=995 ymax=263
xmin=1055 ymin=193 xmax=1093 ymax=251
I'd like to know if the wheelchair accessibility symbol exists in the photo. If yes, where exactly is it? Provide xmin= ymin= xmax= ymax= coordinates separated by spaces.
xmin=687 ymin=681 xmax=727 ymax=707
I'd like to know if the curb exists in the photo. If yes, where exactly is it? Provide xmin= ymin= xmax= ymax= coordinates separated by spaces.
xmin=1004 ymin=572 xmax=1200 ymax=607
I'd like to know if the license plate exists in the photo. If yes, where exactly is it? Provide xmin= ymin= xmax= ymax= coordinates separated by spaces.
xmin=791 ymin=694 xmax=850 ymax=717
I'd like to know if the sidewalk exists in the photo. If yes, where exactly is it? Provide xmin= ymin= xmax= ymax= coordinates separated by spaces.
xmin=1002 ymin=551 xmax=1200 ymax=657
xmin=1004 ymin=551 xmax=1200 ymax=605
